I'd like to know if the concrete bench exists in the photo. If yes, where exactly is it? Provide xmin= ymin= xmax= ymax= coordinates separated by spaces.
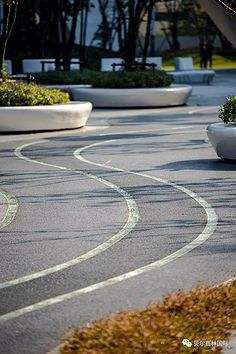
xmin=4 ymin=60 xmax=12 ymax=75
xmin=170 ymin=57 xmax=215 ymax=84
xmin=101 ymin=58 xmax=124 ymax=72
xmin=136 ymin=57 xmax=162 ymax=69
xmin=23 ymin=59 xmax=56 ymax=73
xmin=23 ymin=58 xmax=80 ymax=73
xmin=101 ymin=57 xmax=162 ymax=72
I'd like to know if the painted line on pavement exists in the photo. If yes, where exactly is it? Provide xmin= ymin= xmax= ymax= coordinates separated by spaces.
xmin=0 ymin=140 xmax=139 ymax=289
xmin=0 ymin=188 xmax=18 ymax=231
xmin=0 ymin=135 xmax=218 ymax=322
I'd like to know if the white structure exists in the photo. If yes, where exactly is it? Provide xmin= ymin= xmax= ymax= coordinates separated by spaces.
xmin=22 ymin=59 xmax=80 ymax=73
xmin=174 ymin=57 xmax=195 ymax=71
xmin=136 ymin=57 xmax=162 ymax=69
xmin=170 ymin=57 xmax=215 ymax=84
xmin=101 ymin=57 xmax=162 ymax=71
xmin=70 ymin=85 xmax=192 ymax=108
xmin=101 ymin=58 xmax=123 ymax=72
xmin=23 ymin=59 xmax=56 ymax=73
xmin=0 ymin=102 xmax=92 ymax=132
xmin=4 ymin=60 xmax=12 ymax=75
xmin=207 ymin=123 xmax=236 ymax=160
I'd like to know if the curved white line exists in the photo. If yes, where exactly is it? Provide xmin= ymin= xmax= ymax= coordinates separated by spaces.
xmin=0 ymin=138 xmax=218 ymax=322
xmin=0 ymin=141 xmax=139 ymax=289
xmin=0 ymin=188 xmax=18 ymax=231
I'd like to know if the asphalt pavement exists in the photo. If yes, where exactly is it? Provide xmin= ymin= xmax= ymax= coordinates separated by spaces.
xmin=0 ymin=70 xmax=235 ymax=354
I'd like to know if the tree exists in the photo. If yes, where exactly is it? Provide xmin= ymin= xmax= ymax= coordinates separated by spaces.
xmin=157 ymin=0 xmax=181 ymax=52
xmin=115 ymin=0 xmax=155 ymax=70
xmin=94 ymin=0 xmax=116 ymax=51
xmin=52 ymin=0 xmax=89 ymax=71
xmin=142 ymin=0 xmax=155 ymax=64
xmin=0 ymin=0 xmax=19 ymax=75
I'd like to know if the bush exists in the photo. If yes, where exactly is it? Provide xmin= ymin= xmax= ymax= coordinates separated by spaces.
xmin=59 ymin=281 xmax=235 ymax=354
xmin=219 ymin=96 xmax=236 ymax=124
xmin=0 ymin=81 xmax=70 ymax=106
xmin=35 ymin=69 xmax=173 ymax=88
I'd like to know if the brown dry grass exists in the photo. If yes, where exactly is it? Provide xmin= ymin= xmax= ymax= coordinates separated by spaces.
xmin=59 ymin=281 xmax=236 ymax=354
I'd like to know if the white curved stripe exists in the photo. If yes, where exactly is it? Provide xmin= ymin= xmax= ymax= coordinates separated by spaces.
xmin=0 ymin=141 xmax=139 ymax=289
xmin=0 ymin=188 xmax=18 ymax=230
xmin=0 ymin=138 xmax=218 ymax=322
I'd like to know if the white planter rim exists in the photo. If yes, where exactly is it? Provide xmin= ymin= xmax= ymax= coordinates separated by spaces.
xmin=70 ymin=84 xmax=192 ymax=108
xmin=0 ymin=101 xmax=92 ymax=132
xmin=0 ymin=102 xmax=88 ymax=110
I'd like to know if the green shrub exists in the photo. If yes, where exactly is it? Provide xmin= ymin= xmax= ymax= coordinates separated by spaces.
xmin=219 ymin=96 xmax=236 ymax=124
xmin=35 ymin=69 xmax=173 ymax=88
xmin=0 ymin=81 xmax=70 ymax=106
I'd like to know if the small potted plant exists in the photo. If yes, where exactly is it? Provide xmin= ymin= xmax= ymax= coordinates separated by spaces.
xmin=207 ymin=96 xmax=236 ymax=160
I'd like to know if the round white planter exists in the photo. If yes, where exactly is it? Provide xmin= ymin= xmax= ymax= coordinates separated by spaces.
xmin=69 ymin=84 xmax=192 ymax=108
xmin=0 ymin=102 xmax=92 ymax=132
xmin=207 ymin=123 xmax=236 ymax=160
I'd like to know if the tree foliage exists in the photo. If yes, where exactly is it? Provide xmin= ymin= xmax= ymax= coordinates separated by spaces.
xmin=0 ymin=0 xmax=19 ymax=74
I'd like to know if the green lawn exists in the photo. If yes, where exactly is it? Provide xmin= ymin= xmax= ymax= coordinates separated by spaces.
xmin=163 ymin=51 xmax=236 ymax=70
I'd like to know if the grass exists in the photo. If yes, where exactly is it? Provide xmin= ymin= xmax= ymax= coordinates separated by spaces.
xmin=59 ymin=280 xmax=235 ymax=354
xmin=163 ymin=50 xmax=236 ymax=70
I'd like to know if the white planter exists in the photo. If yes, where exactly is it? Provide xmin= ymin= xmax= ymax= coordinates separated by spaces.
xmin=0 ymin=102 xmax=92 ymax=132
xmin=207 ymin=123 xmax=236 ymax=160
xmin=70 ymin=85 xmax=192 ymax=108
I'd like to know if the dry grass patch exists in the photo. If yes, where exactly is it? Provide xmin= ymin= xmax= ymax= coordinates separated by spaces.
xmin=59 ymin=281 xmax=236 ymax=354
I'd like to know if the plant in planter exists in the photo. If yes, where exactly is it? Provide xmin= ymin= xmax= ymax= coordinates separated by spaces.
xmin=207 ymin=96 xmax=236 ymax=160
xmin=35 ymin=69 xmax=191 ymax=108
xmin=0 ymin=81 xmax=92 ymax=132
xmin=35 ymin=69 xmax=173 ymax=88
xmin=0 ymin=81 xmax=70 ymax=106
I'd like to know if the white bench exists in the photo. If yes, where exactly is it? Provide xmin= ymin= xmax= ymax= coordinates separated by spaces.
xmin=170 ymin=57 xmax=215 ymax=84
xmin=70 ymin=59 xmax=80 ymax=70
xmin=135 ymin=57 xmax=162 ymax=69
xmin=23 ymin=59 xmax=56 ymax=73
xmin=101 ymin=57 xmax=162 ymax=72
xmin=4 ymin=60 xmax=12 ymax=75
xmin=23 ymin=58 xmax=80 ymax=73
xmin=101 ymin=58 xmax=124 ymax=72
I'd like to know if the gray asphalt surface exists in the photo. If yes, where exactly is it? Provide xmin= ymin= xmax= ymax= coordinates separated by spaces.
xmin=0 ymin=70 xmax=235 ymax=354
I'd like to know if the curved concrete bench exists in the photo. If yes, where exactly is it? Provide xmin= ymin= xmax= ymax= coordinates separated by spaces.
xmin=0 ymin=102 xmax=92 ymax=132
xmin=170 ymin=70 xmax=215 ymax=84
xmin=70 ymin=85 xmax=192 ymax=108
xmin=171 ymin=57 xmax=215 ymax=84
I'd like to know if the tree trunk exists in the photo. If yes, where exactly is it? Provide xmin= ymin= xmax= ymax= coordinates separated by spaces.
xmin=142 ymin=0 xmax=154 ymax=67
xmin=0 ymin=1 xmax=19 ymax=75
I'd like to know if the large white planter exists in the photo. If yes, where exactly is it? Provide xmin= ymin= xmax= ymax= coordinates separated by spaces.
xmin=207 ymin=123 xmax=236 ymax=160
xmin=0 ymin=102 xmax=92 ymax=132
xmin=70 ymin=85 xmax=192 ymax=108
